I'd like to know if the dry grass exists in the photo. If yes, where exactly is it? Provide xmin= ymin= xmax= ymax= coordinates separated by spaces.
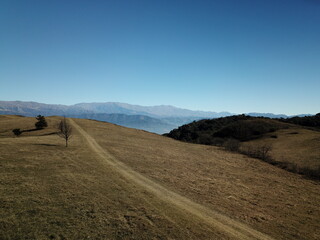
xmin=1 ymin=116 xmax=320 ymax=240
xmin=242 ymin=127 xmax=320 ymax=173
xmin=0 ymin=116 xmax=230 ymax=239
xmin=74 ymin=118 xmax=320 ymax=240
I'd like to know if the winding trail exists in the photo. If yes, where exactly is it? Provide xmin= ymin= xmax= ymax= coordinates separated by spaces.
xmin=70 ymin=119 xmax=276 ymax=240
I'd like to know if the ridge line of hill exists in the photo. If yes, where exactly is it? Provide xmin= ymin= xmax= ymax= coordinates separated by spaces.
xmin=70 ymin=118 xmax=275 ymax=240
xmin=0 ymin=100 xmax=315 ymax=134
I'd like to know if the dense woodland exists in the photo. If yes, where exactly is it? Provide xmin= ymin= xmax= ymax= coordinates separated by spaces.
xmin=164 ymin=114 xmax=320 ymax=146
xmin=280 ymin=113 xmax=320 ymax=128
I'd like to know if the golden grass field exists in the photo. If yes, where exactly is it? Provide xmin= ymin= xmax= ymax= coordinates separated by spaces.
xmin=242 ymin=127 xmax=320 ymax=171
xmin=0 ymin=115 xmax=319 ymax=239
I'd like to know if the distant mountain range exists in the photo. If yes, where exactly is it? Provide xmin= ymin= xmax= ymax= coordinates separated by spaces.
xmin=0 ymin=101 xmax=311 ymax=134
xmin=68 ymin=113 xmax=177 ymax=134
xmin=0 ymin=101 xmax=229 ymax=118
xmin=0 ymin=101 xmax=231 ymax=133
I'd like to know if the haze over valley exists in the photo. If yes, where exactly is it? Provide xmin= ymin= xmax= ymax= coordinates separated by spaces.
xmin=0 ymin=101 xmax=311 ymax=134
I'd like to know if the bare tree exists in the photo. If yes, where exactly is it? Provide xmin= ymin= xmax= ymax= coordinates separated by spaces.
xmin=57 ymin=117 xmax=72 ymax=147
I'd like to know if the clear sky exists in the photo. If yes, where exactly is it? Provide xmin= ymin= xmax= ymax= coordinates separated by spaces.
xmin=1 ymin=0 xmax=319 ymax=115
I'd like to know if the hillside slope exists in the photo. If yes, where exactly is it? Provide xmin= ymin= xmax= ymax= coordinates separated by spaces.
xmin=1 ymin=116 xmax=319 ymax=239
xmin=0 ymin=116 xmax=231 ymax=239
xmin=241 ymin=127 xmax=320 ymax=173
xmin=165 ymin=115 xmax=320 ymax=178
xmin=74 ymin=118 xmax=320 ymax=240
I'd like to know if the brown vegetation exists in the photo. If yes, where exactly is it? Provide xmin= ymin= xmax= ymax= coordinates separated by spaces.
xmin=75 ymin=118 xmax=320 ymax=240
xmin=166 ymin=115 xmax=320 ymax=179
xmin=241 ymin=128 xmax=320 ymax=179
xmin=0 ymin=116 xmax=319 ymax=239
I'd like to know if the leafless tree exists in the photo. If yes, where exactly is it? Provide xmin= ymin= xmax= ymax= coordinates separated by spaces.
xmin=57 ymin=117 xmax=72 ymax=147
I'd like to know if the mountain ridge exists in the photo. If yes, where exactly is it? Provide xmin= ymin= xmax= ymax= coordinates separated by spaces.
xmin=0 ymin=100 xmax=313 ymax=134
xmin=0 ymin=100 xmax=230 ymax=118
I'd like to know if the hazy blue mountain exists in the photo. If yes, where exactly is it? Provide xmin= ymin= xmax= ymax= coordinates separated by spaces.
xmin=73 ymin=102 xmax=230 ymax=118
xmin=0 ymin=101 xmax=224 ymax=133
xmin=2 ymin=100 xmax=310 ymax=134
xmin=160 ymin=116 xmax=204 ymax=126
xmin=0 ymin=101 xmax=231 ymax=118
xmin=70 ymin=113 xmax=176 ymax=134
xmin=0 ymin=101 xmax=89 ymax=116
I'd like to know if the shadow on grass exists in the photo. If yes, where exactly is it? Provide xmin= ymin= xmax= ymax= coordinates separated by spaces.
xmin=21 ymin=128 xmax=59 ymax=136
xmin=33 ymin=143 xmax=58 ymax=147
xmin=42 ymin=132 xmax=59 ymax=136
xmin=21 ymin=128 xmax=40 ymax=133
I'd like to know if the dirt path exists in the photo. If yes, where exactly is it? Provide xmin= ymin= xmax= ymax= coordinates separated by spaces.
xmin=70 ymin=119 xmax=276 ymax=240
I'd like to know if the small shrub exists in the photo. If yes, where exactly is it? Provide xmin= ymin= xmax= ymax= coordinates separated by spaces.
xmin=290 ymin=163 xmax=299 ymax=173
xmin=241 ymin=144 xmax=272 ymax=161
xmin=198 ymin=135 xmax=214 ymax=145
xmin=241 ymin=145 xmax=320 ymax=180
xmin=211 ymin=137 xmax=225 ymax=146
xmin=298 ymin=166 xmax=320 ymax=179
xmin=35 ymin=115 xmax=48 ymax=129
xmin=223 ymin=139 xmax=240 ymax=152
xmin=269 ymin=128 xmax=276 ymax=132
xmin=12 ymin=128 xmax=22 ymax=137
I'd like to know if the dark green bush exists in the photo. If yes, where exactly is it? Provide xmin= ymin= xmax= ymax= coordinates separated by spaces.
xmin=12 ymin=128 xmax=22 ymax=137
xmin=35 ymin=115 xmax=48 ymax=129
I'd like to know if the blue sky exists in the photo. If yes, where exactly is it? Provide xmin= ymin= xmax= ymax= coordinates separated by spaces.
xmin=1 ymin=0 xmax=319 ymax=115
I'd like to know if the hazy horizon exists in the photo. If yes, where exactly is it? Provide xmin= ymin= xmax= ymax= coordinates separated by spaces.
xmin=0 ymin=99 xmax=316 ymax=116
xmin=1 ymin=0 xmax=319 ymax=115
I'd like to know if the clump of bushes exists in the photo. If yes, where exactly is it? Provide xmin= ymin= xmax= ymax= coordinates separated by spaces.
xmin=239 ymin=145 xmax=320 ymax=180
xmin=165 ymin=115 xmax=286 ymax=145
xmin=223 ymin=138 xmax=240 ymax=152
xmin=298 ymin=166 xmax=320 ymax=180
xmin=12 ymin=128 xmax=22 ymax=137
xmin=240 ymin=144 xmax=272 ymax=162
xmin=213 ymin=120 xmax=281 ymax=141
xmin=271 ymin=161 xmax=320 ymax=180
xmin=280 ymin=113 xmax=320 ymax=128
xmin=11 ymin=115 xmax=48 ymax=137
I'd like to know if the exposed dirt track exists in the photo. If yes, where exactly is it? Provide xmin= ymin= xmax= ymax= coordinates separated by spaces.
xmin=70 ymin=118 xmax=275 ymax=240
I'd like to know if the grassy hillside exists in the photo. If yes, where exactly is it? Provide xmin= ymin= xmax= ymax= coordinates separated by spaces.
xmin=1 ymin=116 xmax=320 ymax=239
xmin=165 ymin=115 xmax=320 ymax=179
xmin=241 ymin=127 xmax=320 ymax=174
xmin=0 ymin=116 xmax=230 ymax=239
